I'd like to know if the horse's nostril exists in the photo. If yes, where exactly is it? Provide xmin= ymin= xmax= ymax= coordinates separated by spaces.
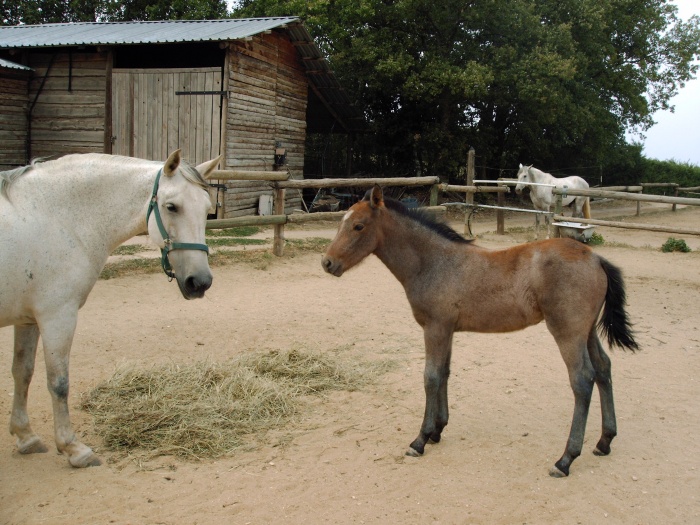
xmin=186 ymin=274 xmax=212 ymax=293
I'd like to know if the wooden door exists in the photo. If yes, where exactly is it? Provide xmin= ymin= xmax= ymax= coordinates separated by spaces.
xmin=111 ymin=67 xmax=223 ymax=164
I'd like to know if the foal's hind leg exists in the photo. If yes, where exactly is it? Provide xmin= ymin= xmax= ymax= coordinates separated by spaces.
xmin=10 ymin=324 xmax=49 ymax=454
xmin=587 ymin=330 xmax=617 ymax=456
xmin=550 ymin=335 xmax=596 ymax=477
xmin=407 ymin=324 xmax=453 ymax=456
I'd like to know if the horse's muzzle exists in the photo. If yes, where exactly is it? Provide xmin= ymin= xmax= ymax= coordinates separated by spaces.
xmin=321 ymin=256 xmax=343 ymax=277
xmin=178 ymin=272 xmax=213 ymax=299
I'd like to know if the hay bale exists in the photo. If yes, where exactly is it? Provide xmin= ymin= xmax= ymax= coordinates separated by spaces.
xmin=80 ymin=348 xmax=394 ymax=461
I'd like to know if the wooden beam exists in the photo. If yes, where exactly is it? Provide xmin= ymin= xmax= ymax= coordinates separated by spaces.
xmin=552 ymin=215 xmax=700 ymax=237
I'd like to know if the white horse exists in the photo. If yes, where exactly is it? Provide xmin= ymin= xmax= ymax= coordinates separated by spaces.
xmin=515 ymin=164 xmax=591 ymax=238
xmin=1 ymin=150 xmax=220 ymax=467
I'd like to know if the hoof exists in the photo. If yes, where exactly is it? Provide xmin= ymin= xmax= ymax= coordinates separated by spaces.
xmin=405 ymin=447 xmax=423 ymax=457
xmin=593 ymin=443 xmax=611 ymax=456
xmin=68 ymin=450 xmax=102 ymax=468
xmin=18 ymin=436 xmax=49 ymax=455
xmin=549 ymin=465 xmax=568 ymax=478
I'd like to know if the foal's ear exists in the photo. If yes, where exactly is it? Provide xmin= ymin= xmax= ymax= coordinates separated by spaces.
xmin=163 ymin=149 xmax=182 ymax=177
xmin=369 ymin=184 xmax=384 ymax=209
xmin=195 ymin=155 xmax=222 ymax=180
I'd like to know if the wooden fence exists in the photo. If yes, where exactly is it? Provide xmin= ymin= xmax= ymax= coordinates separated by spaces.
xmin=551 ymin=187 xmax=700 ymax=237
xmin=205 ymin=169 xmax=700 ymax=256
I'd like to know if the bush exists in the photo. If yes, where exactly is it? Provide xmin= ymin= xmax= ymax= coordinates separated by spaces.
xmin=661 ymin=238 xmax=691 ymax=253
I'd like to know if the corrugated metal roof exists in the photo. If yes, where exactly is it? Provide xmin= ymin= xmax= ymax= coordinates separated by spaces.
xmin=0 ymin=17 xmax=364 ymax=132
xmin=0 ymin=17 xmax=300 ymax=47
xmin=0 ymin=58 xmax=32 ymax=71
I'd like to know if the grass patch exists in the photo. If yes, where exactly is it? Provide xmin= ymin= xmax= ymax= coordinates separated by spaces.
xmin=206 ymin=226 xmax=261 ymax=238
xmin=207 ymin=237 xmax=268 ymax=247
xmin=100 ymin=258 xmax=162 ymax=279
xmin=111 ymin=244 xmax=152 ymax=256
xmin=80 ymin=347 xmax=396 ymax=461
xmin=588 ymin=232 xmax=605 ymax=246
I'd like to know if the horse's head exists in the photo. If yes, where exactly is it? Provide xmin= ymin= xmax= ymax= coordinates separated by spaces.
xmin=148 ymin=150 xmax=220 ymax=299
xmin=322 ymin=184 xmax=385 ymax=277
xmin=515 ymin=164 xmax=533 ymax=195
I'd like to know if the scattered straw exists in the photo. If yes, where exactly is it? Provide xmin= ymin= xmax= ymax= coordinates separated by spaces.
xmin=80 ymin=347 xmax=394 ymax=461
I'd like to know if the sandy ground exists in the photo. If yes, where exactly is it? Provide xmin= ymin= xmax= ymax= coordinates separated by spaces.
xmin=1 ymin=201 xmax=699 ymax=525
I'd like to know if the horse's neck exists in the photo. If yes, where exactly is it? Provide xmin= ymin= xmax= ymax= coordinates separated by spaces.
xmin=32 ymin=158 xmax=154 ymax=253
xmin=374 ymin=212 xmax=454 ymax=286
xmin=530 ymin=168 xmax=552 ymax=184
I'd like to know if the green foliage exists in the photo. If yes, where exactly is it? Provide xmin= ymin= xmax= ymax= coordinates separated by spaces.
xmin=235 ymin=0 xmax=700 ymax=180
xmin=588 ymin=232 xmax=605 ymax=246
xmin=640 ymin=158 xmax=700 ymax=191
xmin=661 ymin=238 xmax=691 ymax=253
xmin=1 ymin=0 xmax=227 ymax=24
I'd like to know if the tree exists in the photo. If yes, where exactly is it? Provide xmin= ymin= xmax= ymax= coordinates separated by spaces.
xmin=1 ymin=0 xmax=228 ymax=25
xmin=234 ymin=0 xmax=700 ymax=179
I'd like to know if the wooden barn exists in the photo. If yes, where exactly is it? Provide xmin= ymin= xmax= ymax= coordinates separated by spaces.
xmin=0 ymin=58 xmax=32 ymax=171
xmin=0 ymin=17 xmax=363 ymax=217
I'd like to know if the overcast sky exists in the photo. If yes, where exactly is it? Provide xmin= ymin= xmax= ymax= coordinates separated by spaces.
xmin=636 ymin=0 xmax=700 ymax=165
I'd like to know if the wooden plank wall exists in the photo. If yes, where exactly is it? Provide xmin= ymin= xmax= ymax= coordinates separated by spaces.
xmin=112 ymin=67 xmax=222 ymax=165
xmin=0 ymin=70 xmax=30 ymax=169
xmin=27 ymin=52 xmax=107 ymax=158
xmin=222 ymin=31 xmax=308 ymax=218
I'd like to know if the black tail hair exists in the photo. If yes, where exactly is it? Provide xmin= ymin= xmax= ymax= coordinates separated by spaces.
xmin=597 ymin=257 xmax=639 ymax=352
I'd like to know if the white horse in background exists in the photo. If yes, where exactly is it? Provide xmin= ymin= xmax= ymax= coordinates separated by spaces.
xmin=1 ymin=150 xmax=220 ymax=467
xmin=515 ymin=164 xmax=591 ymax=238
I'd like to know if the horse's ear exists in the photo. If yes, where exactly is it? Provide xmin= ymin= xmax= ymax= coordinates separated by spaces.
xmin=195 ymin=155 xmax=222 ymax=180
xmin=519 ymin=163 xmax=523 ymax=169
xmin=163 ymin=150 xmax=182 ymax=177
xmin=369 ymin=184 xmax=384 ymax=209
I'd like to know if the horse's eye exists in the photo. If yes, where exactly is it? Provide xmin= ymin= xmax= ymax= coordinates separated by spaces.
xmin=354 ymin=223 xmax=364 ymax=232
xmin=165 ymin=203 xmax=178 ymax=213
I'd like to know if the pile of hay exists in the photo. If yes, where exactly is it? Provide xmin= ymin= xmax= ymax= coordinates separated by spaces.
xmin=80 ymin=347 xmax=394 ymax=461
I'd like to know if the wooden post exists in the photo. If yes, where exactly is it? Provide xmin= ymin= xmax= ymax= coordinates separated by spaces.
xmin=637 ymin=185 xmax=642 ymax=216
xmin=497 ymin=190 xmax=505 ymax=234
xmin=430 ymin=184 xmax=439 ymax=206
xmin=673 ymin=185 xmax=678 ymax=211
xmin=273 ymin=187 xmax=286 ymax=256
xmin=465 ymin=147 xmax=475 ymax=236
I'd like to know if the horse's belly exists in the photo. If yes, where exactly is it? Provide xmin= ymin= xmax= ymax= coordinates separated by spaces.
xmin=455 ymin=303 xmax=543 ymax=333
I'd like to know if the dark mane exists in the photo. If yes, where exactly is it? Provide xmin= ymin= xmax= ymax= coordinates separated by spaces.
xmin=364 ymin=193 xmax=472 ymax=244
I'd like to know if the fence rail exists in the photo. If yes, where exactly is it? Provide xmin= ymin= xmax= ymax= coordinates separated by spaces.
xmin=205 ymin=168 xmax=700 ymax=255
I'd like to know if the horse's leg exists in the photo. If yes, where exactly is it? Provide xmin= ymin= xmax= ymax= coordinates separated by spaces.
xmin=39 ymin=312 xmax=101 ymax=467
xmin=534 ymin=213 xmax=540 ymax=240
xmin=549 ymin=333 xmax=595 ymax=477
xmin=10 ymin=324 xmax=49 ymax=454
xmin=587 ymin=329 xmax=617 ymax=456
xmin=545 ymin=209 xmax=552 ymax=239
xmin=407 ymin=324 xmax=453 ymax=456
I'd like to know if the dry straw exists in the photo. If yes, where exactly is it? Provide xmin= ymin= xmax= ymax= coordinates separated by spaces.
xmin=80 ymin=347 xmax=394 ymax=461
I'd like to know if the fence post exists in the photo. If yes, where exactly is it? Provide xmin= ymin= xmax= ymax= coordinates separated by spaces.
xmin=497 ymin=190 xmax=505 ymax=234
xmin=637 ymin=185 xmax=641 ymax=216
xmin=430 ymin=184 xmax=439 ymax=206
xmin=465 ymin=147 xmax=475 ymax=236
xmin=273 ymin=187 xmax=286 ymax=256
xmin=673 ymin=185 xmax=678 ymax=211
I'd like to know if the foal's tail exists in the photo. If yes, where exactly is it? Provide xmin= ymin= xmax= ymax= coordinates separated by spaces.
xmin=597 ymin=257 xmax=639 ymax=352
xmin=583 ymin=198 xmax=591 ymax=219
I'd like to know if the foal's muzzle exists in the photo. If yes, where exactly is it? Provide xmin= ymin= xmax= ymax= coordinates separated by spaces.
xmin=321 ymin=256 xmax=343 ymax=277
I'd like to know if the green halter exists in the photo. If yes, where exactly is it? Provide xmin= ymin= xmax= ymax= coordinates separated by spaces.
xmin=146 ymin=168 xmax=209 ymax=280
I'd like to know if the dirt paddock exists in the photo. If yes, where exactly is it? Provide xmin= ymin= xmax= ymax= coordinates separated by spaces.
xmin=1 ymin=202 xmax=699 ymax=524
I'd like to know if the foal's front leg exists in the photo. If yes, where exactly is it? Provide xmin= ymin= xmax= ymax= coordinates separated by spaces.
xmin=407 ymin=324 xmax=453 ymax=456
xmin=10 ymin=324 xmax=49 ymax=455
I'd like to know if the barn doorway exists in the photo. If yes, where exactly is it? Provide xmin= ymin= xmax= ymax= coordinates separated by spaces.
xmin=111 ymin=67 xmax=224 ymax=165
